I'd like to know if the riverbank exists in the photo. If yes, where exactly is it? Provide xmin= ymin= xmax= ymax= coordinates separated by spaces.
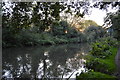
xmin=77 ymin=47 xmax=118 ymax=80
xmin=77 ymin=37 xmax=119 ymax=80
xmin=2 ymin=31 xmax=88 ymax=48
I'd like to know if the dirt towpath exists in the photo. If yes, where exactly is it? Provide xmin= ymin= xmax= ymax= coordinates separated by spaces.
xmin=115 ymin=47 xmax=120 ymax=79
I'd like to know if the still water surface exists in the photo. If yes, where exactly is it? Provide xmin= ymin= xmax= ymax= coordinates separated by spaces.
xmin=2 ymin=43 xmax=90 ymax=79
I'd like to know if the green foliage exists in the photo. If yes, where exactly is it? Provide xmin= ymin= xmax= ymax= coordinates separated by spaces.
xmin=84 ymin=26 xmax=106 ymax=42
xmin=67 ymin=27 xmax=79 ymax=38
xmin=3 ymin=30 xmax=57 ymax=47
xmin=17 ymin=31 xmax=56 ymax=45
xmin=86 ymin=58 xmax=109 ymax=73
xmin=53 ymin=37 xmax=68 ymax=44
xmin=86 ymin=47 xmax=117 ymax=74
xmin=89 ymin=37 xmax=118 ymax=58
xmin=2 ymin=21 xmax=105 ymax=48
xmin=51 ymin=21 xmax=66 ymax=36
xmin=78 ymin=47 xmax=118 ymax=79
xmin=105 ymin=12 xmax=120 ymax=41
xmin=98 ymin=37 xmax=119 ymax=47
xmin=84 ymin=20 xmax=99 ymax=28
xmin=77 ymin=37 xmax=118 ymax=79
xmin=2 ymin=2 xmax=108 ymax=48
xmin=90 ymin=42 xmax=111 ymax=58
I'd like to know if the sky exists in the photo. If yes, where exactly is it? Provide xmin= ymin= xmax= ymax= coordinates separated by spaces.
xmin=84 ymin=8 xmax=106 ymax=26
xmin=66 ymin=0 xmax=119 ymax=26
xmin=84 ymin=5 xmax=119 ymax=26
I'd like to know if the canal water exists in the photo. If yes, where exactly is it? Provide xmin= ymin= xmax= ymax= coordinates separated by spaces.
xmin=2 ymin=43 xmax=90 ymax=79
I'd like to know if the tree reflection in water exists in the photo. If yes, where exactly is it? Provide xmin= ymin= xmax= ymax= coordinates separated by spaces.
xmin=2 ymin=43 xmax=90 ymax=79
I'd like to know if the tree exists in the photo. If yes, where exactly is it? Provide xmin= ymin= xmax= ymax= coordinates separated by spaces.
xmin=104 ymin=11 xmax=120 ymax=40
xmin=2 ymin=1 xmax=120 ymax=47
xmin=3 ymin=1 xmax=119 ymax=33
xmin=84 ymin=26 xmax=106 ymax=41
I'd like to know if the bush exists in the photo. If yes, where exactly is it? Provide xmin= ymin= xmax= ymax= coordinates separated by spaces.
xmin=89 ymin=37 xmax=119 ymax=59
xmin=53 ymin=37 xmax=68 ymax=44
xmin=82 ymin=37 xmax=119 ymax=79
xmin=84 ymin=26 xmax=106 ymax=42
xmin=90 ymin=42 xmax=111 ymax=58
xmin=13 ymin=30 xmax=56 ymax=46
xmin=84 ymin=38 xmax=118 ymax=77
xmin=98 ymin=37 xmax=119 ymax=46
xmin=86 ymin=58 xmax=110 ymax=74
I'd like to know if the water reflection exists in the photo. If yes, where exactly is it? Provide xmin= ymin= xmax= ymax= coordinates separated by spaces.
xmin=2 ymin=43 xmax=90 ymax=79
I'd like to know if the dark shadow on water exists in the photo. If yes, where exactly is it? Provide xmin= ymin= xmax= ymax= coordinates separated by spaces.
xmin=2 ymin=43 xmax=90 ymax=79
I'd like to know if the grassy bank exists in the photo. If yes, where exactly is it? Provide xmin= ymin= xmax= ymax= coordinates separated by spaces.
xmin=77 ymin=37 xmax=119 ymax=80
xmin=77 ymin=72 xmax=116 ymax=80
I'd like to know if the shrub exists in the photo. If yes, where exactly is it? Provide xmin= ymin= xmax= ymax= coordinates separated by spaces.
xmin=98 ymin=37 xmax=119 ymax=47
xmin=90 ymin=42 xmax=111 ymax=58
xmin=85 ymin=40 xmax=118 ymax=75
xmin=86 ymin=58 xmax=109 ymax=74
